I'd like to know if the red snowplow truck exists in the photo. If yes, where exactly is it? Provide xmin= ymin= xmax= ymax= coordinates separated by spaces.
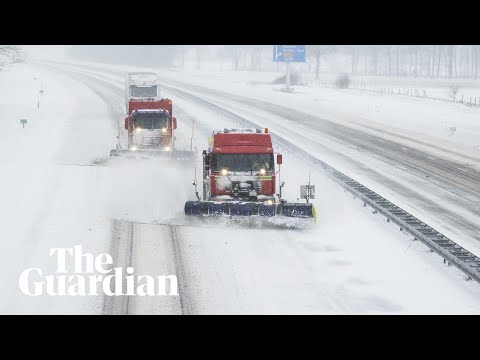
xmin=110 ymin=72 xmax=195 ymax=160
xmin=125 ymin=100 xmax=176 ymax=153
xmin=185 ymin=128 xmax=316 ymax=225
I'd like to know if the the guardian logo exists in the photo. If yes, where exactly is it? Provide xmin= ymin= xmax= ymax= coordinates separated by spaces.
xmin=19 ymin=245 xmax=178 ymax=296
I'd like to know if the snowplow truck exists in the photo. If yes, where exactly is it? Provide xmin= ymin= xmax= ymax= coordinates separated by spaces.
xmin=110 ymin=72 xmax=195 ymax=160
xmin=185 ymin=128 xmax=316 ymax=222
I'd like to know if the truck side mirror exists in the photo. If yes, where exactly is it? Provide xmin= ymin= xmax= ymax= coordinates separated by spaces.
xmin=124 ymin=117 xmax=129 ymax=130
xmin=277 ymin=154 xmax=283 ymax=165
xmin=172 ymin=117 xmax=177 ymax=130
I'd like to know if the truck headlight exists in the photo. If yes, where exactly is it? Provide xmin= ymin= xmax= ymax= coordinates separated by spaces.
xmin=221 ymin=169 xmax=227 ymax=176
xmin=162 ymin=128 xmax=167 ymax=133
xmin=260 ymin=168 xmax=266 ymax=175
xmin=131 ymin=146 xmax=137 ymax=151
xmin=165 ymin=146 xmax=171 ymax=151
xmin=135 ymin=128 xmax=142 ymax=133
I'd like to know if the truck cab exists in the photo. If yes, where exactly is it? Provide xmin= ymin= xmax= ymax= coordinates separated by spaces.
xmin=124 ymin=109 xmax=177 ymax=151
xmin=203 ymin=128 xmax=282 ymax=203
xmin=185 ymin=127 xmax=315 ymax=221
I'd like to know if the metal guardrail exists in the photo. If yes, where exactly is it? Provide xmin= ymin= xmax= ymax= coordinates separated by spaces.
xmin=161 ymin=83 xmax=480 ymax=284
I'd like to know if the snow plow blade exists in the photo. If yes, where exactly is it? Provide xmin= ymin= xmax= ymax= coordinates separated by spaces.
xmin=185 ymin=201 xmax=315 ymax=219
xmin=184 ymin=201 xmax=315 ymax=228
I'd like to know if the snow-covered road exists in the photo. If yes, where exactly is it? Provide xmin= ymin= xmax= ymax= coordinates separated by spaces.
xmin=160 ymin=81 xmax=480 ymax=253
xmin=2 ymin=61 xmax=480 ymax=314
xmin=39 ymin=60 xmax=480 ymax=254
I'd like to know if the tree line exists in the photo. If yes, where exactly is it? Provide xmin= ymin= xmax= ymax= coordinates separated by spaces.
xmin=187 ymin=45 xmax=480 ymax=80
xmin=313 ymin=45 xmax=480 ymax=79
xmin=64 ymin=45 xmax=479 ymax=80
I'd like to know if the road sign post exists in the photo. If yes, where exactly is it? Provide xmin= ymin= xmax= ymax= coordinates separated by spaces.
xmin=20 ymin=119 xmax=28 ymax=128
xmin=273 ymin=45 xmax=306 ymax=93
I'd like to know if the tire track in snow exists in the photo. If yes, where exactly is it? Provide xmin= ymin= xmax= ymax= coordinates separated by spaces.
xmin=35 ymin=63 xmax=196 ymax=315
xmin=102 ymin=219 xmax=134 ymax=315
xmin=169 ymin=225 xmax=193 ymax=315
xmin=102 ymin=221 xmax=192 ymax=315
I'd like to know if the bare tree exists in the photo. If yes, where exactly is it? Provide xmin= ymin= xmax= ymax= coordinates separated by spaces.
xmin=348 ymin=46 xmax=361 ymax=74
xmin=474 ymin=45 xmax=479 ymax=80
xmin=180 ymin=45 xmax=185 ymax=68
xmin=249 ymin=45 xmax=265 ymax=71
xmin=228 ymin=46 xmax=242 ymax=70
xmin=395 ymin=45 xmax=400 ymax=76
xmin=407 ymin=45 xmax=419 ymax=77
xmin=448 ymin=83 xmax=460 ymax=102
xmin=193 ymin=46 xmax=211 ymax=70
xmin=309 ymin=45 xmax=335 ymax=80
xmin=436 ymin=45 xmax=443 ymax=78
xmin=447 ymin=45 xmax=455 ymax=78
xmin=196 ymin=46 xmax=202 ymax=70
xmin=431 ymin=45 xmax=436 ymax=78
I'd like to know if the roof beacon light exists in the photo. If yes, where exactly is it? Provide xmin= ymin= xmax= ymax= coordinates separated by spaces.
xmin=264 ymin=128 xmax=269 ymax=133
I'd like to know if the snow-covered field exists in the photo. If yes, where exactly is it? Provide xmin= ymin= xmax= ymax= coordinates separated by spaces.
xmin=1 ymin=61 xmax=480 ymax=314
xmin=0 ymin=64 xmax=113 ymax=313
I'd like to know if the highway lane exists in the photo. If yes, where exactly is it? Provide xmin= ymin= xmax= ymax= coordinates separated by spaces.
xmin=158 ymin=80 xmax=480 ymax=247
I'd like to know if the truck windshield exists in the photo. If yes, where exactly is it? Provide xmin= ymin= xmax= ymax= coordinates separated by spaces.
xmin=211 ymin=154 xmax=274 ymax=173
xmin=130 ymin=85 xmax=157 ymax=98
xmin=133 ymin=113 xmax=168 ymax=130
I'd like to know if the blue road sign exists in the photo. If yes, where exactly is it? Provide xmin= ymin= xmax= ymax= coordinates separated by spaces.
xmin=273 ymin=45 xmax=306 ymax=62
